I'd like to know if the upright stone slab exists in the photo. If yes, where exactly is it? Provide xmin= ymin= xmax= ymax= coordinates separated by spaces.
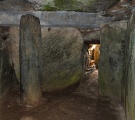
xmin=0 ymin=27 xmax=13 ymax=99
xmin=9 ymin=27 xmax=20 ymax=81
xmin=123 ymin=13 xmax=135 ymax=120
xmin=20 ymin=14 xmax=42 ymax=105
xmin=0 ymin=37 xmax=13 ymax=99
xmin=99 ymin=22 xmax=127 ymax=101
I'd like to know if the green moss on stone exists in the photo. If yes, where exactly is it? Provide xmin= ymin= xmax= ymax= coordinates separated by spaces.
xmin=54 ymin=0 xmax=82 ymax=11
xmin=42 ymin=0 xmax=120 ymax=12
xmin=43 ymin=5 xmax=58 ymax=11
xmin=43 ymin=69 xmax=82 ymax=92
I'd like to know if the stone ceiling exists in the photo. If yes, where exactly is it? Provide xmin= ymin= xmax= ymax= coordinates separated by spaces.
xmin=0 ymin=0 xmax=33 ymax=11
xmin=0 ymin=0 xmax=133 ymax=21
xmin=0 ymin=0 xmax=134 ymax=26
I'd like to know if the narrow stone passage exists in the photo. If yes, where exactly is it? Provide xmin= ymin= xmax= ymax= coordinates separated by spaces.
xmin=0 ymin=70 xmax=125 ymax=120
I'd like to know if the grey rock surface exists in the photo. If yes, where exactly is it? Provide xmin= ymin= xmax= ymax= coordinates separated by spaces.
xmin=0 ymin=11 xmax=111 ymax=28
xmin=0 ymin=27 xmax=13 ymax=99
xmin=99 ymin=22 xmax=127 ymax=101
xmin=0 ymin=0 xmax=33 ymax=11
xmin=122 ymin=12 xmax=135 ymax=120
xmin=41 ymin=27 xmax=83 ymax=92
xmin=20 ymin=14 xmax=42 ymax=105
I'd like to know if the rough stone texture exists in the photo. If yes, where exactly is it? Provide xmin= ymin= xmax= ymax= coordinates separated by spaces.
xmin=99 ymin=21 xmax=127 ymax=101
xmin=20 ymin=14 xmax=42 ymax=105
xmin=7 ymin=27 xmax=83 ymax=93
xmin=9 ymin=27 xmax=20 ymax=81
xmin=41 ymin=27 xmax=83 ymax=92
xmin=83 ymin=31 xmax=100 ymax=41
xmin=122 ymin=13 xmax=135 ymax=120
xmin=0 ymin=27 xmax=13 ymax=99
xmin=28 ymin=0 xmax=119 ymax=12
xmin=0 ymin=0 xmax=33 ymax=11
xmin=0 ymin=11 xmax=111 ymax=28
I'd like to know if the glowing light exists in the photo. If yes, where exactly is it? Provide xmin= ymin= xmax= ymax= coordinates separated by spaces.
xmin=90 ymin=45 xmax=96 ymax=50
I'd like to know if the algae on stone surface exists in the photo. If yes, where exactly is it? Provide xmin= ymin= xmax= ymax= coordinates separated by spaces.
xmin=43 ymin=5 xmax=58 ymax=11
xmin=42 ymin=27 xmax=83 ymax=92
xmin=42 ymin=0 xmax=119 ymax=12
xmin=43 ymin=69 xmax=82 ymax=91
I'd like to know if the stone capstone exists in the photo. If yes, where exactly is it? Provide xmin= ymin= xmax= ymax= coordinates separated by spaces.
xmin=0 ymin=11 xmax=111 ymax=28
xmin=83 ymin=31 xmax=100 ymax=41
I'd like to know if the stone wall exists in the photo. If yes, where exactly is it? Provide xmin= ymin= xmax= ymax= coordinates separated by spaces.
xmin=0 ymin=27 xmax=13 ymax=98
xmin=42 ymin=27 xmax=83 ymax=92
xmin=0 ymin=0 xmax=33 ymax=11
xmin=99 ymin=21 xmax=127 ymax=101
xmin=9 ymin=27 xmax=83 ymax=92
xmin=9 ymin=27 xmax=20 ymax=81
xmin=123 ymin=12 xmax=135 ymax=120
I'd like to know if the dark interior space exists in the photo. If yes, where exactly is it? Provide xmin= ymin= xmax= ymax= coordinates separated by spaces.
xmin=0 ymin=25 xmax=124 ymax=120
xmin=1 ymin=0 xmax=134 ymax=119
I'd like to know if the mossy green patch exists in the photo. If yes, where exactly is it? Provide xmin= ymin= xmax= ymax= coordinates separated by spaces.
xmin=42 ymin=0 xmax=120 ymax=12
xmin=54 ymin=0 xmax=77 ymax=8
xmin=43 ymin=0 xmax=83 ymax=11
xmin=42 ymin=69 xmax=82 ymax=92
xmin=43 ymin=5 xmax=58 ymax=11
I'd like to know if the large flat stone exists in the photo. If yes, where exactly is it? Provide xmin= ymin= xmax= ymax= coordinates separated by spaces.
xmin=42 ymin=27 xmax=83 ymax=92
xmin=0 ymin=11 xmax=111 ymax=28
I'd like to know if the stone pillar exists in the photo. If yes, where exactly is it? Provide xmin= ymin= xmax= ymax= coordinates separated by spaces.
xmin=20 ymin=14 xmax=42 ymax=106
xmin=0 ymin=27 xmax=13 ymax=99
xmin=99 ymin=22 xmax=126 ymax=101
xmin=123 ymin=13 xmax=135 ymax=120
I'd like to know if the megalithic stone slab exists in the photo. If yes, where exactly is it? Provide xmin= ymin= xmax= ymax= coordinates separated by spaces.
xmin=20 ymin=14 xmax=42 ymax=106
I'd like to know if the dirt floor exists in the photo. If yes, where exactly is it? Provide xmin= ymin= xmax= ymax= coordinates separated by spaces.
xmin=0 ymin=70 xmax=125 ymax=120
